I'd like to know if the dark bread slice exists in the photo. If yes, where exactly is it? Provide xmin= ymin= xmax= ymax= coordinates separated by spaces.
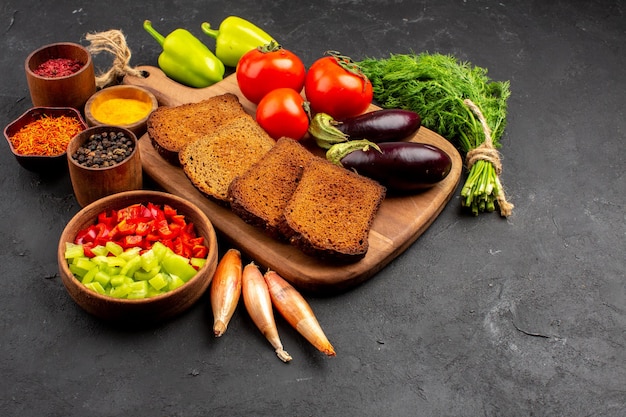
xmin=179 ymin=114 xmax=276 ymax=205
xmin=278 ymin=158 xmax=386 ymax=262
xmin=146 ymin=93 xmax=247 ymax=165
xmin=228 ymin=137 xmax=315 ymax=239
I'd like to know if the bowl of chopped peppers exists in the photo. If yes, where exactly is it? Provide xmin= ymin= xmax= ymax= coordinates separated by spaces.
xmin=3 ymin=106 xmax=87 ymax=172
xmin=58 ymin=190 xmax=219 ymax=323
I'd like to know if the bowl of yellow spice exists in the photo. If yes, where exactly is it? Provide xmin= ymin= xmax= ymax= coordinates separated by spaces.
xmin=84 ymin=85 xmax=157 ymax=137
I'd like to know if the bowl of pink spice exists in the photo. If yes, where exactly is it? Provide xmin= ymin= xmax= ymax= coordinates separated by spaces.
xmin=25 ymin=42 xmax=96 ymax=110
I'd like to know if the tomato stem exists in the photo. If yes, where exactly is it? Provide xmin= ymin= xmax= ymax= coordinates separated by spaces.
xmin=325 ymin=50 xmax=369 ymax=91
xmin=258 ymin=40 xmax=282 ymax=53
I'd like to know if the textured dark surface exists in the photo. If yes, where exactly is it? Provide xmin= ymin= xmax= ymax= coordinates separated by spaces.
xmin=1 ymin=1 xmax=625 ymax=416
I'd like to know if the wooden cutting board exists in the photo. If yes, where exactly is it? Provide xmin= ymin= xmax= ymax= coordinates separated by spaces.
xmin=123 ymin=66 xmax=463 ymax=293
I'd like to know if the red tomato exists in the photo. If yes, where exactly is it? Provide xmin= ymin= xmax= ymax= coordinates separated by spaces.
xmin=236 ymin=43 xmax=306 ymax=104
xmin=256 ymin=88 xmax=309 ymax=140
xmin=304 ymin=53 xmax=373 ymax=119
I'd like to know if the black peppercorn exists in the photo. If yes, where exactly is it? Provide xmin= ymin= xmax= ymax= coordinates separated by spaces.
xmin=72 ymin=130 xmax=135 ymax=168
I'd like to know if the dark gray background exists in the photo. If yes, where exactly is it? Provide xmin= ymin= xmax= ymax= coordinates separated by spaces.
xmin=1 ymin=1 xmax=624 ymax=416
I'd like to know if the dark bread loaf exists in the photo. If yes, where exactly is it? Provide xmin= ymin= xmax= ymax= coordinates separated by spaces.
xmin=228 ymin=137 xmax=315 ymax=239
xmin=146 ymin=93 xmax=247 ymax=165
xmin=278 ymin=157 xmax=386 ymax=262
xmin=179 ymin=114 xmax=276 ymax=205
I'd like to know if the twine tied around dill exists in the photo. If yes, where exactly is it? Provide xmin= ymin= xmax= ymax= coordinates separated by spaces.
xmin=85 ymin=29 xmax=145 ymax=89
xmin=463 ymin=98 xmax=514 ymax=217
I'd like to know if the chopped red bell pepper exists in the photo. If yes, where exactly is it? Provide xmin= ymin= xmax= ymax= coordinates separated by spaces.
xmin=192 ymin=245 xmax=208 ymax=258
xmin=97 ymin=210 xmax=117 ymax=228
xmin=151 ymin=203 xmax=166 ymax=221
xmin=120 ymin=234 xmax=144 ymax=249
xmin=157 ymin=219 xmax=181 ymax=240
xmin=93 ymin=223 xmax=112 ymax=246
xmin=187 ymin=236 xmax=204 ymax=247
xmin=115 ymin=219 xmax=137 ymax=236
xmin=160 ymin=239 xmax=175 ymax=252
xmin=82 ymin=241 xmax=96 ymax=258
xmin=73 ymin=202 xmax=209 ymax=259
xmin=75 ymin=226 xmax=95 ymax=245
xmin=173 ymin=236 xmax=192 ymax=259
xmin=134 ymin=221 xmax=153 ymax=236
xmin=117 ymin=204 xmax=141 ymax=222
xmin=170 ymin=214 xmax=187 ymax=227
xmin=163 ymin=204 xmax=178 ymax=218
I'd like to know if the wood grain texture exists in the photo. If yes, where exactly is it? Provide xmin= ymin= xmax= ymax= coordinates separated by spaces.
xmin=124 ymin=66 xmax=463 ymax=293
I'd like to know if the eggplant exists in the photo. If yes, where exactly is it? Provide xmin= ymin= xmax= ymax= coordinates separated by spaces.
xmin=309 ymin=109 xmax=421 ymax=149
xmin=326 ymin=140 xmax=452 ymax=193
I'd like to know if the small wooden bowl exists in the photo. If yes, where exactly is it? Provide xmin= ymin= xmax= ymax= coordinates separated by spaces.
xmin=25 ymin=42 xmax=96 ymax=109
xmin=67 ymin=125 xmax=142 ymax=207
xmin=3 ymin=106 xmax=87 ymax=172
xmin=57 ymin=190 xmax=218 ymax=323
xmin=84 ymin=85 xmax=158 ymax=137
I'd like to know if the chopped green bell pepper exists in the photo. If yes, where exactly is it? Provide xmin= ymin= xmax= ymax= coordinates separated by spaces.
xmin=201 ymin=16 xmax=275 ymax=67
xmin=143 ymin=20 xmax=224 ymax=88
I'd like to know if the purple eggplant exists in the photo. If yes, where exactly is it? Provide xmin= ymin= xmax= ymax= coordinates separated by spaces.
xmin=327 ymin=140 xmax=452 ymax=193
xmin=309 ymin=109 xmax=421 ymax=149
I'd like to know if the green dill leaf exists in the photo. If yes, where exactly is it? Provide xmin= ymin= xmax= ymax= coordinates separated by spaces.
xmin=358 ymin=52 xmax=513 ymax=217
xmin=358 ymin=53 xmax=510 ymax=153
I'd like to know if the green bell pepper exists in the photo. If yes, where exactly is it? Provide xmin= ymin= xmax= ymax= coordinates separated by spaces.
xmin=201 ymin=16 xmax=275 ymax=67
xmin=143 ymin=20 xmax=224 ymax=88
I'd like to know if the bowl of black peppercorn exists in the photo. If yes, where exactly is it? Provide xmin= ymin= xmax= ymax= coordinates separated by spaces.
xmin=67 ymin=125 xmax=142 ymax=207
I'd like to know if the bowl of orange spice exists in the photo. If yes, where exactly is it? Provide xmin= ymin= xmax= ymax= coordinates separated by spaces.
xmin=84 ymin=85 xmax=158 ymax=137
xmin=4 ymin=106 xmax=87 ymax=172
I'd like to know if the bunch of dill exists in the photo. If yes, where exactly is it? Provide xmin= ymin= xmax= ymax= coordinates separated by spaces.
xmin=358 ymin=53 xmax=513 ymax=217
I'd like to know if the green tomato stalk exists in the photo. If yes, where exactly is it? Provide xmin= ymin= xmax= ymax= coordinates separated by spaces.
xmin=308 ymin=112 xmax=350 ymax=149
